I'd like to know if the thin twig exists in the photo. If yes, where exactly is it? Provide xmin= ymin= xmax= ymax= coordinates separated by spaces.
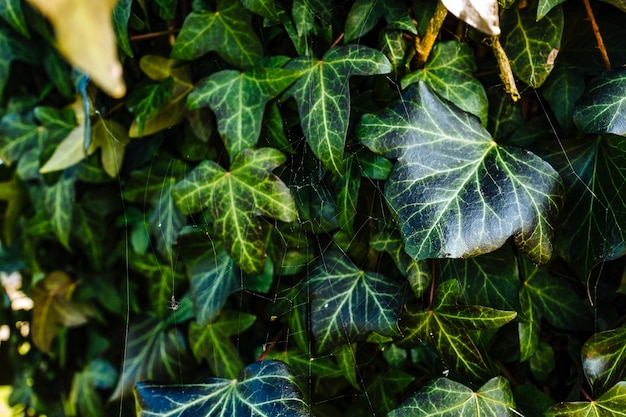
xmin=411 ymin=0 xmax=448 ymax=68
xmin=582 ymin=0 xmax=611 ymax=70
xmin=489 ymin=36 xmax=521 ymax=102
xmin=329 ymin=32 xmax=345 ymax=49
xmin=130 ymin=30 xmax=179 ymax=42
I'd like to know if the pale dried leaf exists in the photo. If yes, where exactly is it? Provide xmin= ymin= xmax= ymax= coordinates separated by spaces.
xmin=441 ymin=0 xmax=501 ymax=35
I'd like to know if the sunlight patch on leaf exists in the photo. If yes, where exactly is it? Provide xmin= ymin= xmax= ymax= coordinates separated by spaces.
xmin=582 ymin=326 xmax=626 ymax=396
xmin=545 ymin=381 xmax=626 ymax=417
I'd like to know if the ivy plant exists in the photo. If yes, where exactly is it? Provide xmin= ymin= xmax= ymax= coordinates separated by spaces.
xmin=0 ymin=0 xmax=625 ymax=416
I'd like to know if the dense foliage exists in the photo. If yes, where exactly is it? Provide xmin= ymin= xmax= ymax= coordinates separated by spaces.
xmin=1 ymin=0 xmax=625 ymax=416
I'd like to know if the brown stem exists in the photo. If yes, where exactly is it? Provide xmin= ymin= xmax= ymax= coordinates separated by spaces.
xmin=130 ymin=30 xmax=179 ymax=42
xmin=329 ymin=32 xmax=345 ymax=49
xmin=488 ymin=36 xmax=521 ymax=103
xmin=582 ymin=0 xmax=611 ymax=70
xmin=411 ymin=0 xmax=448 ymax=68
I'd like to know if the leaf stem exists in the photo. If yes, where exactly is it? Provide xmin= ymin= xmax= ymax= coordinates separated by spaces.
xmin=130 ymin=30 xmax=180 ymax=42
xmin=488 ymin=36 xmax=521 ymax=102
xmin=582 ymin=0 xmax=611 ymax=70
xmin=411 ymin=0 xmax=448 ymax=68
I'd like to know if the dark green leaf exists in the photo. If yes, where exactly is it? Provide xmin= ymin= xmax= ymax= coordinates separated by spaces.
xmin=44 ymin=171 xmax=76 ymax=249
xmin=173 ymin=148 xmax=297 ymax=274
xmin=545 ymin=381 xmax=626 ymax=416
xmin=286 ymin=45 xmax=391 ymax=175
xmin=0 ymin=28 xmax=38 ymax=99
xmin=148 ymin=178 xmax=184 ymax=262
xmin=599 ymin=0 xmax=626 ymax=12
xmin=513 ymin=384 xmax=556 ymax=417
xmin=529 ymin=341 xmax=555 ymax=381
xmin=187 ymin=67 xmax=301 ymax=158
xmin=388 ymin=376 xmax=521 ymax=416
xmin=241 ymin=0 xmax=281 ymax=21
xmin=344 ymin=0 xmax=414 ymax=42
xmin=582 ymin=325 xmax=626 ymax=396
xmin=356 ymin=147 xmax=393 ymax=180
xmin=171 ymin=0 xmax=263 ymax=68
xmin=69 ymin=360 xmax=117 ymax=417
xmin=113 ymin=0 xmax=133 ymax=57
xmin=537 ymin=0 xmax=567 ymax=20
xmin=573 ymin=68 xmax=626 ymax=137
xmin=402 ymin=41 xmax=488 ymax=125
xmin=518 ymin=284 xmax=541 ymax=362
xmin=126 ymin=78 xmax=175 ymax=136
xmin=308 ymin=251 xmax=403 ymax=352
xmin=335 ymin=155 xmax=360 ymax=234
xmin=0 ymin=0 xmax=29 ymax=37
xmin=541 ymin=66 xmax=585 ymax=132
xmin=500 ymin=0 xmax=563 ymax=88
xmin=0 ymin=113 xmax=45 ymax=167
xmin=134 ymin=360 xmax=310 ymax=416
xmin=358 ymin=82 xmax=562 ymax=263
xmin=487 ymin=87 xmax=524 ymax=142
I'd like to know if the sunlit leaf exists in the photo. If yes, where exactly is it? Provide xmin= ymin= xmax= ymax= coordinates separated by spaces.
xmin=358 ymin=82 xmax=562 ymax=263
xmin=187 ymin=66 xmax=301 ymax=158
xmin=402 ymin=41 xmax=488 ymax=125
xmin=573 ymin=68 xmax=626 ymax=137
xmin=173 ymin=148 xmax=297 ymax=274
xmin=538 ymin=135 xmax=626 ymax=277
xmin=308 ymin=251 xmax=403 ymax=352
xmin=500 ymin=0 xmax=563 ymax=88
xmin=286 ymin=45 xmax=391 ymax=175
xmin=441 ymin=0 xmax=500 ymax=36
xmin=31 ymin=271 xmax=89 ymax=353
xmin=25 ymin=0 xmax=125 ymax=97
xmin=189 ymin=310 xmax=256 ymax=378
xmin=134 ymin=360 xmax=310 ymax=416
xmin=582 ymin=325 xmax=626 ymax=396
xmin=171 ymin=0 xmax=263 ymax=68
xmin=388 ymin=376 xmax=521 ymax=416
xmin=545 ymin=381 xmax=626 ymax=417
xmin=397 ymin=280 xmax=517 ymax=381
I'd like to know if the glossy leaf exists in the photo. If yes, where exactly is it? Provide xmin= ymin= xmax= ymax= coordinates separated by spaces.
xmin=171 ymin=0 xmax=263 ymax=68
xmin=538 ymin=135 xmax=626 ymax=277
xmin=402 ymin=41 xmax=488 ymax=125
xmin=442 ymin=0 xmax=500 ymax=35
xmin=286 ymin=45 xmax=391 ymax=175
xmin=134 ymin=360 xmax=310 ymax=416
xmin=541 ymin=67 xmax=585 ymax=132
xmin=538 ymin=0 xmax=567 ymax=20
xmin=187 ymin=67 xmax=301 ymax=158
xmin=500 ymin=0 xmax=563 ymax=88
xmin=398 ymin=280 xmax=517 ymax=381
xmin=545 ymin=381 xmax=626 ymax=417
xmin=388 ymin=376 xmax=520 ymax=416
xmin=308 ymin=251 xmax=403 ymax=352
xmin=582 ymin=325 xmax=626 ymax=395
xmin=573 ymin=68 xmax=626 ymax=137
xmin=189 ymin=310 xmax=256 ymax=378
xmin=358 ymin=82 xmax=562 ymax=263
xmin=173 ymin=148 xmax=297 ymax=274
xmin=0 ymin=0 xmax=29 ymax=37
xmin=31 ymin=271 xmax=88 ymax=353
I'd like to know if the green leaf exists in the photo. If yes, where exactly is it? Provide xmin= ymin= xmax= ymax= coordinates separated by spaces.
xmin=402 ymin=41 xmax=488 ymax=125
xmin=518 ymin=284 xmax=540 ymax=362
xmin=335 ymin=155 xmax=360 ymax=234
xmin=538 ymin=135 xmax=626 ymax=277
xmin=0 ymin=113 xmax=45 ymax=167
xmin=388 ymin=376 xmax=521 ymax=417
xmin=398 ymin=280 xmax=517 ymax=381
xmin=88 ymin=118 xmax=130 ymax=178
xmin=513 ymin=384 xmax=556 ymax=417
xmin=69 ymin=360 xmax=117 ymax=417
xmin=545 ymin=381 xmax=626 ymax=417
xmin=111 ymin=317 xmax=193 ymax=400
xmin=44 ymin=171 xmax=76 ymax=249
xmin=356 ymin=147 xmax=393 ymax=180
xmin=189 ymin=310 xmax=256 ymax=378
xmin=126 ymin=78 xmax=175 ymax=136
xmin=344 ymin=0 xmax=415 ymax=42
xmin=599 ymin=0 xmax=626 ymax=12
xmin=0 ymin=0 xmax=29 ymax=37
xmin=240 ymin=0 xmax=281 ymax=21
xmin=541 ymin=66 xmax=585 ymax=132
xmin=333 ymin=344 xmax=360 ymax=389
xmin=171 ymin=0 xmax=263 ymax=68
xmin=113 ymin=0 xmax=133 ymax=57
xmin=487 ymin=87 xmax=524 ymax=142
xmin=0 ymin=177 xmax=26 ymax=245
xmin=187 ymin=66 xmax=301 ymax=158
xmin=529 ymin=341 xmax=555 ymax=381
xmin=582 ymin=325 xmax=626 ymax=396
xmin=358 ymin=82 xmax=562 ymax=263
xmin=286 ymin=45 xmax=391 ymax=175
xmin=0 ymin=23 xmax=37 ymax=99
xmin=308 ymin=251 xmax=403 ymax=352
xmin=39 ymin=100 xmax=87 ymax=174
xmin=537 ymin=0 xmax=567 ymax=20
xmin=500 ymin=0 xmax=563 ymax=88
xmin=573 ymin=68 xmax=626 ymax=137
xmin=173 ymin=148 xmax=297 ymax=274
xmin=148 ymin=178 xmax=184 ymax=262
xmin=134 ymin=360 xmax=310 ymax=416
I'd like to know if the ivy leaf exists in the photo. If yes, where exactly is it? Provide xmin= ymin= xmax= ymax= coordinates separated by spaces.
xmin=518 ymin=283 xmax=541 ymax=362
xmin=44 ymin=171 xmax=76 ymax=250
xmin=335 ymin=155 xmax=360 ymax=234
xmin=25 ymin=0 xmax=125 ymax=97
xmin=240 ymin=0 xmax=282 ymax=22
xmin=344 ymin=0 xmax=416 ymax=42
xmin=111 ymin=315 xmax=194 ymax=400
xmin=538 ymin=135 xmax=626 ymax=277
xmin=286 ymin=45 xmax=391 ymax=175
xmin=0 ymin=0 xmax=29 ymax=37
xmin=398 ymin=280 xmax=517 ymax=381
xmin=573 ymin=68 xmax=626 ymax=137
xmin=388 ymin=376 xmax=520 ymax=416
xmin=0 ymin=26 xmax=38 ymax=99
xmin=134 ymin=360 xmax=310 ymax=416
xmin=189 ymin=310 xmax=256 ymax=378
xmin=39 ymin=99 xmax=87 ymax=174
xmin=545 ymin=381 xmax=626 ymax=417
xmin=358 ymin=82 xmax=562 ymax=264
xmin=171 ymin=0 xmax=263 ymax=68
xmin=537 ymin=0 xmax=567 ymax=20
xmin=173 ymin=148 xmax=297 ymax=274
xmin=500 ymin=0 xmax=563 ymax=88
xmin=541 ymin=66 xmax=585 ymax=132
xmin=582 ymin=326 xmax=626 ymax=396
xmin=187 ymin=67 xmax=301 ymax=158
xmin=0 ymin=178 xmax=26 ymax=245
xmin=148 ymin=178 xmax=184 ymax=262
xmin=402 ymin=41 xmax=488 ymax=125
xmin=0 ymin=113 xmax=45 ymax=167
xmin=31 ymin=271 xmax=88 ymax=353
xmin=112 ymin=0 xmax=133 ymax=57
xmin=308 ymin=251 xmax=403 ymax=352
xmin=88 ymin=118 xmax=130 ymax=178
xmin=441 ymin=0 xmax=500 ymax=36
xmin=126 ymin=78 xmax=175 ymax=136
xmin=599 ymin=0 xmax=626 ymax=12
xmin=69 ymin=360 xmax=117 ymax=417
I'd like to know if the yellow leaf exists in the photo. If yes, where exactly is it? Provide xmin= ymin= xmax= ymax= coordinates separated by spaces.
xmin=25 ymin=0 xmax=126 ymax=98
xmin=90 ymin=118 xmax=130 ymax=177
